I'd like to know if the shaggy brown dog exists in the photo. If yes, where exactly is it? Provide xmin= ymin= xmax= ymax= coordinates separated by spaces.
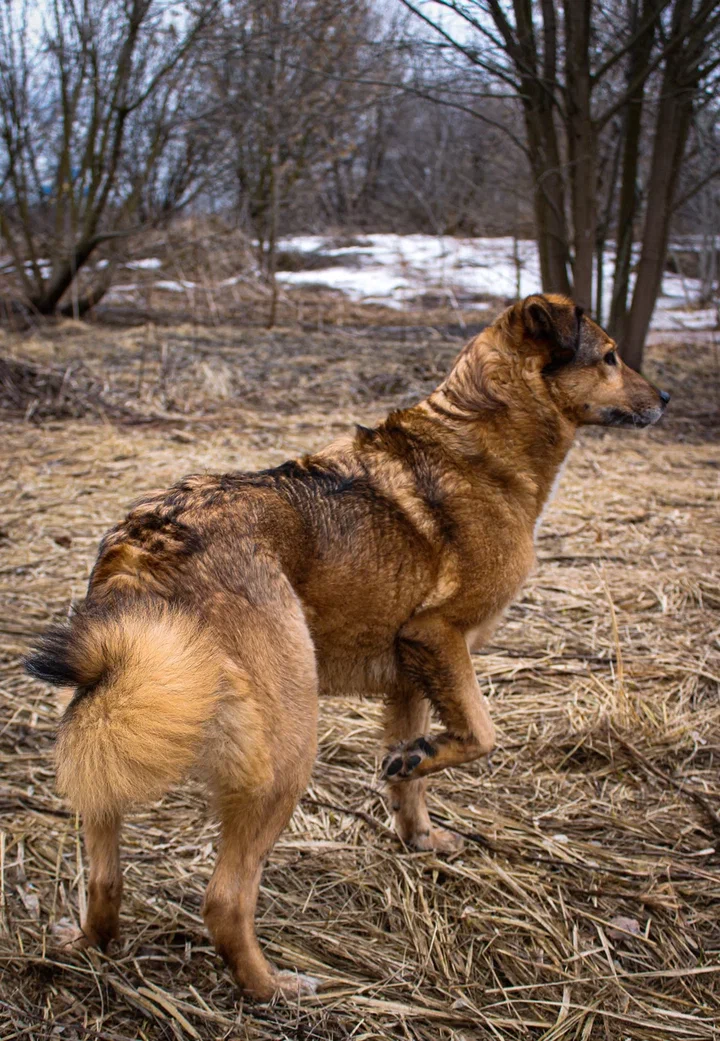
xmin=25 ymin=294 xmax=669 ymax=1001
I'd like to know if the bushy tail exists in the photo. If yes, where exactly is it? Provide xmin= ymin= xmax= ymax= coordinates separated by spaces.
xmin=25 ymin=602 xmax=222 ymax=818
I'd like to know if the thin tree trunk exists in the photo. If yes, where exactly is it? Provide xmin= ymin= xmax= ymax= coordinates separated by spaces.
xmin=596 ymin=124 xmax=623 ymax=323
xmin=266 ymin=0 xmax=280 ymax=330
xmin=563 ymin=0 xmax=595 ymax=311
xmin=524 ymin=106 xmax=572 ymax=295
xmin=623 ymin=0 xmax=699 ymax=369
xmin=58 ymin=275 xmax=112 ymax=317
xmin=608 ymin=0 xmax=659 ymax=341
xmin=29 ymin=236 xmax=102 ymax=315
xmin=266 ymin=143 xmax=280 ymax=330
xmin=514 ymin=0 xmax=571 ymax=297
xmin=623 ymin=90 xmax=693 ymax=368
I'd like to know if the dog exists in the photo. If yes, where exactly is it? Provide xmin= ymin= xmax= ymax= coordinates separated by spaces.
xmin=25 ymin=294 xmax=669 ymax=1001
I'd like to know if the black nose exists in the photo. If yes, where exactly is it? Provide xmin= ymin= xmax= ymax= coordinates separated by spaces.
xmin=659 ymin=390 xmax=670 ymax=405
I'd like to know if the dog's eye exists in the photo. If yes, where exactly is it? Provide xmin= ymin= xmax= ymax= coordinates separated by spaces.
xmin=604 ymin=351 xmax=617 ymax=366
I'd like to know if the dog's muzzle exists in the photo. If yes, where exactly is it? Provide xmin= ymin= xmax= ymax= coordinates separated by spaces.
xmin=601 ymin=404 xmax=665 ymax=428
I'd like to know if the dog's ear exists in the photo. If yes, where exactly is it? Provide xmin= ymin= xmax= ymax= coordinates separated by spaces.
xmin=520 ymin=295 xmax=583 ymax=368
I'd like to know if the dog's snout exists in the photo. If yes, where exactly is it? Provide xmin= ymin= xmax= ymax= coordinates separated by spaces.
xmin=659 ymin=390 xmax=671 ymax=405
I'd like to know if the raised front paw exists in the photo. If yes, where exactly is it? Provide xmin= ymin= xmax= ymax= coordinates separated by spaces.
xmin=381 ymin=736 xmax=437 ymax=781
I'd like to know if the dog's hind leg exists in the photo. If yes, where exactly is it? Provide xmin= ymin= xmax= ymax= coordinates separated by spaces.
xmin=203 ymin=778 xmax=318 ymax=1001
xmin=79 ymin=813 xmax=123 ymax=950
xmin=384 ymin=688 xmax=463 ymax=853
xmin=201 ymin=571 xmax=319 ymax=1001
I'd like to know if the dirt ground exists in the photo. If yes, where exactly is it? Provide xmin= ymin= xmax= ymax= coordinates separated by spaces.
xmin=0 ymin=313 xmax=719 ymax=1040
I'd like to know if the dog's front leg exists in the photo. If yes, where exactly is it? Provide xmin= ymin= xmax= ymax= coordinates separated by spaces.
xmin=383 ymin=684 xmax=464 ymax=852
xmin=382 ymin=614 xmax=495 ymax=784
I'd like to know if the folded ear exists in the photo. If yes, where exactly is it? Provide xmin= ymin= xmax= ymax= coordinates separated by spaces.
xmin=521 ymin=295 xmax=583 ymax=368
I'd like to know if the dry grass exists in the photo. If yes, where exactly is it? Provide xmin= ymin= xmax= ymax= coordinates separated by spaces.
xmin=0 ymin=315 xmax=719 ymax=1040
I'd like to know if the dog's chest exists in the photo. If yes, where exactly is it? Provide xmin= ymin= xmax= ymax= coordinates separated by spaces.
xmin=426 ymin=532 xmax=532 ymax=637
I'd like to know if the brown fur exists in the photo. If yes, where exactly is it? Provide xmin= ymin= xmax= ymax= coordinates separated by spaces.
xmin=25 ymin=294 xmax=668 ymax=1001
xmin=54 ymin=605 xmax=224 ymax=818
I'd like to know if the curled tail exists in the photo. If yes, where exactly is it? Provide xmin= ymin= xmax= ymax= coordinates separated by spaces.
xmin=25 ymin=603 xmax=222 ymax=818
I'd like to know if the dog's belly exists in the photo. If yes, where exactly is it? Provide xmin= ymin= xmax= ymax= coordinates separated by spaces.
xmin=303 ymin=580 xmax=408 ymax=697
xmin=316 ymin=645 xmax=397 ymax=697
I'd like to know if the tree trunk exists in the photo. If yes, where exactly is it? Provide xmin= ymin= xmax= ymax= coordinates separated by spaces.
xmin=524 ymin=105 xmax=572 ymax=296
xmin=563 ymin=0 xmax=595 ymax=312
xmin=596 ymin=125 xmax=623 ymax=323
xmin=622 ymin=0 xmax=699 ymax=369
xmin=608 ymin=0 xmax=659 ymax=341
xmin=514 ymin=0 xmax=572 ymax=297
xmin=29 ymin=237 xmax=102 ymax=315
xmin=266 ymin=144 xmax=280 ymax=330
xmin=622 ymin=92 xmax=693 ymax=368
xmin=58 ymin=276 xmax=112 ymax=317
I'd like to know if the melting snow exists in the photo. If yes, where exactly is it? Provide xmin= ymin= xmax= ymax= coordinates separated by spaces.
xmin=274 ymin=233 xmax=717 ymax=331
xmin=126 ymin=257 xmax=162 ymax=270
xmin=104 ymin=283 xmax=139 ymax=300
xmin=155 ymin=279 xmax=196 ymax=292
xmin=276 ymin=234 xmax=539 ymax=306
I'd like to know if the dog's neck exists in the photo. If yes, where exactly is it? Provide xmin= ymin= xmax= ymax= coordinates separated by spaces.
xmin=419 ymin=344 xmax=577 ymax=524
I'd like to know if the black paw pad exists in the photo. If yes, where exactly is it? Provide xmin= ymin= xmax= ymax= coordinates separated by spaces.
xmin=381 ymin=735 xmax=436 ymax=781
xmin=383 ymin=756 xmax=403 ymax=777
xmin=412 ymin=737 xmax=437 ymax=757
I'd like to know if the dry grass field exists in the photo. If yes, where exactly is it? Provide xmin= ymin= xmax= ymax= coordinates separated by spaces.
xmin=0 ymin=312 xmax=718 ymax=1040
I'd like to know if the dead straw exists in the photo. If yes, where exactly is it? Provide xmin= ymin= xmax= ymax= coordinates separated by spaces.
xmin=0 ymin=315 xmax=718 ymax=1039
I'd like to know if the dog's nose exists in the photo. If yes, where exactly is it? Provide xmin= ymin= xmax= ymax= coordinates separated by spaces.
xmin=659 ymin=390 xmax=671 ymax=405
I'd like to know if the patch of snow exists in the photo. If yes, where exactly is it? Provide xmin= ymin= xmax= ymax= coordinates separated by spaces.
xmin=23 ymin=260 xmax=51 ymax=279
xmin=276 ymin=234 xmax=538 ymax=305
xmin=278 ymin=264 xmax=414 ymax=299
xmin=126 ymin=257 xmax=162 ymax=270
xmin=155 ymin=279 xmax=195 ymax=292
xmin=273 ymin=233 xmax=717 ymax=331
xmin=650 ymin=307 xmax=717 ymax=331
xmin=104 ymin=283 xmax=140 ymax=299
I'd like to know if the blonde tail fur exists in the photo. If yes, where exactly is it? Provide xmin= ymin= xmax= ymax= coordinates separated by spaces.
xmin=25 ymin=603 xmax=222 ymax=818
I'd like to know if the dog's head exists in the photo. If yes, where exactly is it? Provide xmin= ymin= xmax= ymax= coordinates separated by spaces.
xmin=510 ymin=294 xmax=669 ymax=428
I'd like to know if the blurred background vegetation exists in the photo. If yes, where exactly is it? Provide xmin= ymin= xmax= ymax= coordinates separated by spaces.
xmin=0 ymin=0 xmax=718 ymax=367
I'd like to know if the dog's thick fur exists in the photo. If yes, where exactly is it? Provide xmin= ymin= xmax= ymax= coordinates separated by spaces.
xmin=25 ymin=295 xmax=668 ymax=1000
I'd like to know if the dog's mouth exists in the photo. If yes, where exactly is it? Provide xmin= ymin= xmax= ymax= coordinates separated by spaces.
xmin=601 ymin=405 xmax=664 ymax=428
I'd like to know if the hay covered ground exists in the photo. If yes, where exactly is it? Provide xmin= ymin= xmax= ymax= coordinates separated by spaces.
xmin=0 ymin=313 xmax=719 ymax=1040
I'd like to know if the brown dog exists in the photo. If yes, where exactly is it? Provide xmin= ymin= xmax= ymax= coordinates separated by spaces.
xmin=25 ymin=294 xmax=668 ymax=1000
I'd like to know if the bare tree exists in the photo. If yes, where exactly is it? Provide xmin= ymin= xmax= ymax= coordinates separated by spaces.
xmin=205 ymin=0 xmax=387 ymax=324
xmin=622 ymin=0 xmax=720 ymax=367
xmin=607 ymin=0 xmax=665 ymax=342
xmin=0 ymin=0 xmax=216 ymax=316
xmin=687 ymin=110 xmax=720 ymax=304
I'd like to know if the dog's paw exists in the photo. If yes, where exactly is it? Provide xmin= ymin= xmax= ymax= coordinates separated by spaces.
xmin=272 ymin=971 xmax=319 ymax=1000
xmin=406 ymin=826 xmax=464 ymax=854
xmin=382 ymin=736 xmax=437 ymax=781
xmin=51 ymin=918 xmax=113 ymax=953
xmin=51 ymin=919 xmax=87 ymax=951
